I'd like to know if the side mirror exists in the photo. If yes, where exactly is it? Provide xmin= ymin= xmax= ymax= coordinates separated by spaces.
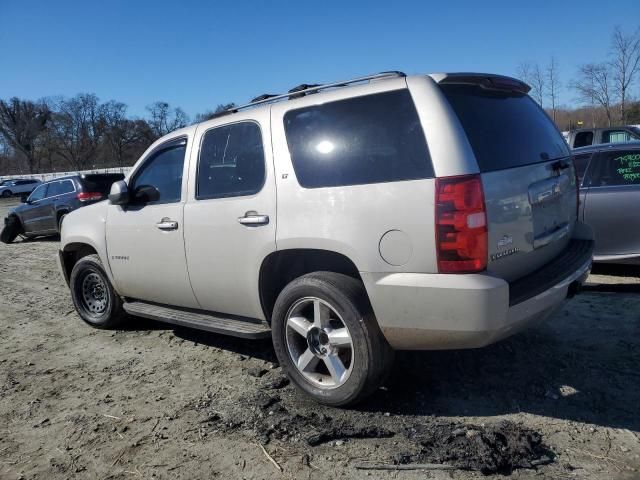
xmin=133 ymin=185 xmax=160 ymax=204
xmin=20 ymin=194 xmax=29 ymax=203
xmin=108 ymin=180 xmax=130 ymax=205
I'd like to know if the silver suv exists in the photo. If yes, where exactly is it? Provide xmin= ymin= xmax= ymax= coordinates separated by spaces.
xmin=58 ymin=72 xmax=594 ymax=406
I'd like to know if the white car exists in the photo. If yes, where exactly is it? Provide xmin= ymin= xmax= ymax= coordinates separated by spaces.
xmin=57 ymin=72 xmax=593 ymax=406
xmin=0 ymin=178 xmax=41 ymax=198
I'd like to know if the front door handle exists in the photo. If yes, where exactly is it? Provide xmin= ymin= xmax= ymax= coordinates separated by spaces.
xmin=156 ymin=218 xmax=179 ymax=230
xmin=237 ymin=211 xmax=269 ymax=226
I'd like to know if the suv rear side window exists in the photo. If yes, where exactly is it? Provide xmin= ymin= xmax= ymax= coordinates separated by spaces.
xmin=197 ymin=122 xmax=265 ymax=199
xmin=440 ymin=84 xmax=569 ymax=172
xmin=588 ymin=149 xmax=640 ymax=187
xmin=284 ymin=90 xmax=433 ymax=188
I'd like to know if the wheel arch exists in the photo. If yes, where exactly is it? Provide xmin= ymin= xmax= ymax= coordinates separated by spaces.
xmin=60 ymin=243 xmax=100 ymax=285
xmin=258 ymin=248 xmax=365 ymax=324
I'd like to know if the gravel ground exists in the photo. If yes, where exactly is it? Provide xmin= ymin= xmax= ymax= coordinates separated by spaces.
xmin=0 ymin=197 xmax=639 ymax=480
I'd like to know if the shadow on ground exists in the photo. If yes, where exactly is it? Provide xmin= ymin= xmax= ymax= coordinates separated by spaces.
xmin=122 ymin=291 xmax=639 ymax=433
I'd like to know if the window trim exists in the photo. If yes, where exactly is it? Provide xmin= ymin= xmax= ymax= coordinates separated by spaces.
xmin=128 ymin=136 xmax=188 ymax=206
xmin=195 ymin=120 xmax=266 ymax=201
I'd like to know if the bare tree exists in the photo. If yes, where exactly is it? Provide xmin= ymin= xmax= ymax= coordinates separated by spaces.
xmin=146 ymin=101 xmax=189 ymax=138
xmin=50 ymin=93 xmax=106 ymax=171
xmin=0 ymin=98 xmax=50 ymax=173
xmin=546 ymin=57 xmax=561 ymax=122
xmin=102 ymin=101 xmax=151 ymax=168
xmin=517 ymin=62 xmax=545 ymax=106
xmin=572 ymin=63 xmax=614 ymax=126
xmin=610 ymin=26 xmax=640 ymax=123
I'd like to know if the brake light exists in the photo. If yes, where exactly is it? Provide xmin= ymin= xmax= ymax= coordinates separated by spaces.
xmin=435 ymin=174 xmax=488 ymax=273
xmin=77 ymin=191 xmax=103 ymax=202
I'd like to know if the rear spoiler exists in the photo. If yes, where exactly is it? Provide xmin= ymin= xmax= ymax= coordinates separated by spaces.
xmin=429 ymin=73 xmax=531 ymax=94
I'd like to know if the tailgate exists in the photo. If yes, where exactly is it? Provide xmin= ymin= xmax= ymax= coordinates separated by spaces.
xmin=482 ymin=162 xmax=577 ymax=282
xmin=438 ymin=78 xmax=576 ymax=282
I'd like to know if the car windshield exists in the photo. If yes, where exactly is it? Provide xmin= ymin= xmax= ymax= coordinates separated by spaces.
xmin=629 ymin=126 xmax=640 ymax=138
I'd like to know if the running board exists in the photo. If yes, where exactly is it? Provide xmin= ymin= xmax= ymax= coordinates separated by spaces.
xmin=123 ymin=301 xmax=271 ymax=339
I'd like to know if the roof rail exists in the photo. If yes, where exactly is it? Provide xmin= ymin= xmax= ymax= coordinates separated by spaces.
xmin=212 ymin=71 xmax=406 ymax=119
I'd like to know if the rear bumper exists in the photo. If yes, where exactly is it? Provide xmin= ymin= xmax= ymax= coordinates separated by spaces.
xmin=362 ymin=239 xmax=593 ymax=350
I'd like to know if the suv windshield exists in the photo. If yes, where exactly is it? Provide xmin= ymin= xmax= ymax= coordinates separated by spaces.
xmin=440 ymin=84 xmax=569 ymax=172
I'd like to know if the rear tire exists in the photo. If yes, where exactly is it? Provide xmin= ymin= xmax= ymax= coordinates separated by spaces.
xmin=271 ymin=272 xmax=394 ymax=406
xmin=0 ymin=216 xmax=21 ymax=243
xmin=2 ymin=190 xmax=12 ymax=198
xmin=70 ymin=254 xmax=127 ymax=329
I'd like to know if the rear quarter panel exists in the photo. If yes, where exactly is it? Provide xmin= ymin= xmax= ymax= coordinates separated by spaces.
xmin=270 ymin=78 xmax=438 ymax=274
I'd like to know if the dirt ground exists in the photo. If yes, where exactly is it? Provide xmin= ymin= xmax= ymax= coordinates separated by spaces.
xmin=0 ymin=196 xmax=639 ymax=480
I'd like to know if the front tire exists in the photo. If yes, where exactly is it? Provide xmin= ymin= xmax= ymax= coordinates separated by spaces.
xmin=271 ymin=272 xmax=394 ymax=406
xmin=0 ymin=216 xmax=21 ymax=243
xmin=2 ymin=190 xmax=12 ymax=198
xmin=70 ymin=254 xmax=126 ymax=329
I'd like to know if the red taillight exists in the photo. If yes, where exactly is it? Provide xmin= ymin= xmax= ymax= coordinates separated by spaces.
xmin=435 ymin=174 xmax=488 ymax=273
xmin=77 ymin=191 xmax=103 ymax=202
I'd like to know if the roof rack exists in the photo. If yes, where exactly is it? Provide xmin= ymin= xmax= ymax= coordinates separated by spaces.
xmin=211 ymin=71 xmax=406 ymax=120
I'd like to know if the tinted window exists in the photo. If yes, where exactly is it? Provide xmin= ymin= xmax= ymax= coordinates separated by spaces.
xmin=197 ymin=122 xmax=265 ymax=199
xmin=284 ymin=90 xmax=433 ymax=188
xmin=440 ymin=84 xmax=569 ymax=172
xmin=81 ymin=174 xmax=125 ymax=194
xmin=46 ymin=181 xmax=63 ymax=197
xmin=131 ymin=140 xmax=186 ymax=204
xmin=29 ymin=184 xmax=47 ymax=201
xmin=574 ymin=131 xmax=594 ymax=148
xmin=58 ymin=180 xmax=75 ymax=194
xmin=588 ymin=149 xmax=640 ymax=187
xmin=571 ymin=153 xmax=593 ymax=186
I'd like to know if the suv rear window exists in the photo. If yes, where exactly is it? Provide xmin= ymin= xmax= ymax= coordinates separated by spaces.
xmin=440 ymin=84 xmax=569 ymax=172
xmin=284 ymin=90 xmax=433 ymax=188
xmin=81 ymin=174 xmax=125 ymax=194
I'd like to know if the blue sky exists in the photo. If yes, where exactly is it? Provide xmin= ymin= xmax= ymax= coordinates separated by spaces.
xmin=1 ymin=0 xmax=639 ymax=118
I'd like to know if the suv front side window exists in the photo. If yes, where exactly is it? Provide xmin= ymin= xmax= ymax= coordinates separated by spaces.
xmin=196 ymin=122 xmax=265 ymax=199
xmin=130 ymin=138 xmax=187 ymax=205
xmin=28 ymin=184 xmax=47 ymax=202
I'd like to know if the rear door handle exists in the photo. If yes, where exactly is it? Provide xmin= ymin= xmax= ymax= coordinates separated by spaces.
xmin=237 ymin=211 xmax=269 ymax=226
xmin=156 ymin=218 xmax=179 ymax=230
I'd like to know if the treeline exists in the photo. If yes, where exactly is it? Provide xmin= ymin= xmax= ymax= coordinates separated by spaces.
xmin=520 ymin=26 xmax=640 ymax=130
xmin=1 ymin=25 xmax=638 ymax=176
xmin=0 ymin=96 xmax=234 ymax=176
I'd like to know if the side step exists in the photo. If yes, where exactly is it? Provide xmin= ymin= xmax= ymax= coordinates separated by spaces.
xmin=123 ymin=301 xmax=271 ymax=339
